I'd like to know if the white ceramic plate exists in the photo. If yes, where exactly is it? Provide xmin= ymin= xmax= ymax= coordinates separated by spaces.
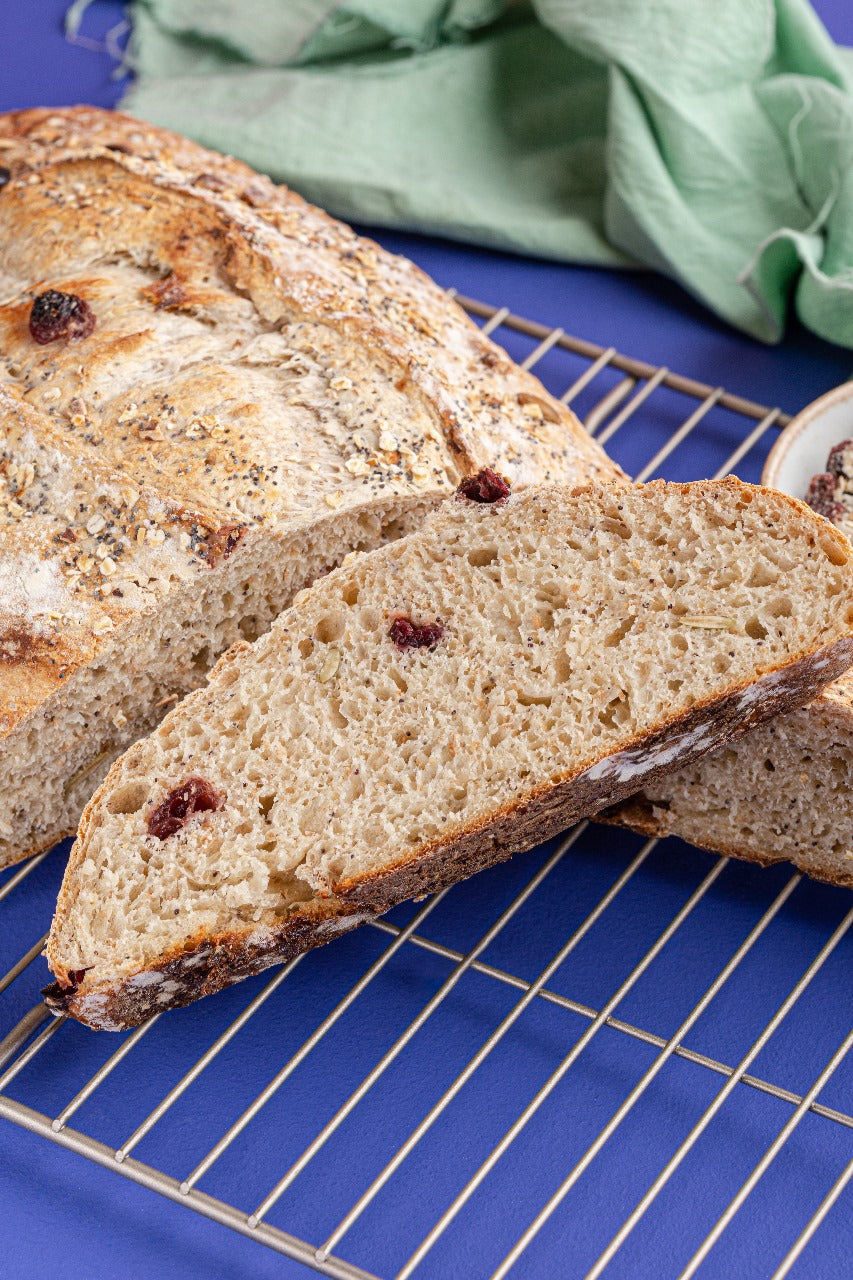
xmin=762 ymin=381 xmax=853 ymax=499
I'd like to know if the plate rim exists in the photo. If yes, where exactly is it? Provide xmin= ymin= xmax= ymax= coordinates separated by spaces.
xmin=761 ymin=379 xmax=853 ymax=491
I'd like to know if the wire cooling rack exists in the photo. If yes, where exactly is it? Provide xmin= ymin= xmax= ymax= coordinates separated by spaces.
xmin=1 ymin=295 xmax=851 ymax=1280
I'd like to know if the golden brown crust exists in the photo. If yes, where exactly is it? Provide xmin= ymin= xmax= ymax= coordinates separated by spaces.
xmin=0 ymin=105 xmax=617 ymax=488
xmin=45 ymin=632 xmax=853 ymax=1029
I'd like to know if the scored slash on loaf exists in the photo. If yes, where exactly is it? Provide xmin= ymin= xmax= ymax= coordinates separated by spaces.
xmin=44 ymin=475 xmax=853 ymax=1029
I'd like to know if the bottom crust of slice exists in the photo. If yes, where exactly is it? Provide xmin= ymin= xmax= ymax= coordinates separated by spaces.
xmin=600 ymin=797 xmax=853 ymax=890
xmin=43 ymin=900 xmax=378 ymax=1032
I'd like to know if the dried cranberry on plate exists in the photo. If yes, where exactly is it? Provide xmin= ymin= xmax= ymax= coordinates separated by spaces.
xmin=804 ymin=472 xmax=847 ymax=524
xmin=826 ymin=439 xmax=853 ymax=482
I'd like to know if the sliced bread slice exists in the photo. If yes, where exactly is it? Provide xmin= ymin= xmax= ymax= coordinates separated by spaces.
xmin=604 ymin=672 xmax=853 ymax=887
xmin=45 ymin=475 xmax=853 ymax=1028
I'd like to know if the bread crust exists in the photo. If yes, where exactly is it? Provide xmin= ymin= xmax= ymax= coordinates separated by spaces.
xmin=43 ymin=899 xmax=376 ymax=1031
xmin=0 ymin=105 xmax=616 ymax=489
xmin=0 ymin=106 xmax=622 ymax=866
xmin=44 ymin=632 xmax=853 ymax=1029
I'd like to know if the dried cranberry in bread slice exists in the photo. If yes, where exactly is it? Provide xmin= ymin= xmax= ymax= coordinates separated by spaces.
xmin=0 ymin=107 xmax=622 ymax=867
xmin=45 ymin=476 xmax=853 ymax=1029
xmin=602 ymin=670 xmax=853 ymax=887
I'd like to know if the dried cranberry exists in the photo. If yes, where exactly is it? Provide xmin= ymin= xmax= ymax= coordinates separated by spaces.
xmin=805 ymin=472 xmax=847 ymax=524
xmin=205 ymin=523 xmax=245 ymax=566
xmin=389 ymin=616 xmax=444 ymax=650
xmin=147 ymin=777 xmax=223 ymax=841
xmin=0 ymin=167 xmax=10 ymax=190
xmin=827 ymin=439 xmax=853 ymax=482
xmin=456 ymin=468 xmax=510 ymax=504
xmin=29 ymin=290 xmax=96 ymax=345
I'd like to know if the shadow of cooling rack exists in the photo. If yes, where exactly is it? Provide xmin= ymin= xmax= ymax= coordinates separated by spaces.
xmin=0 ymin=293 xmax=850 ymax=1280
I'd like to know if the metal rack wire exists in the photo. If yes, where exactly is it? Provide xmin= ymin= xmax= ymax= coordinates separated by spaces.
xmin=1 ymin=294 xmax=850 ymax=1280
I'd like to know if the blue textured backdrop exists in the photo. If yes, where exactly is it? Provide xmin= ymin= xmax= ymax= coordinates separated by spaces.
xmin=1 ymin=4 xmax=851 ymax=1279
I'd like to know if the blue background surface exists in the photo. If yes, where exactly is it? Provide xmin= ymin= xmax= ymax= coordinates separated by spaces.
xmin=1 ymin=4 xmax=852 ymax=1279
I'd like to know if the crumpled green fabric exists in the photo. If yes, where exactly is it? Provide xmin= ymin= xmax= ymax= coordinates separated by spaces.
xmin=118 ymin=0 xmax=853 ymax=347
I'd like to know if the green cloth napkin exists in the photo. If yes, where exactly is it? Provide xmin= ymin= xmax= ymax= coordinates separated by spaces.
xmin=117 ymin=0 xmax=853 ymax=347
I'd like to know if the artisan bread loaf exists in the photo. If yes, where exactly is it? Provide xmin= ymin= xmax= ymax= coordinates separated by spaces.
xmin=0 ymin=106 xmax=620 ymax=867
xmin=604 ymin=673 xmax=853 ymax=887
xmin=45 ymin=475 xmax=853 ymax=1029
